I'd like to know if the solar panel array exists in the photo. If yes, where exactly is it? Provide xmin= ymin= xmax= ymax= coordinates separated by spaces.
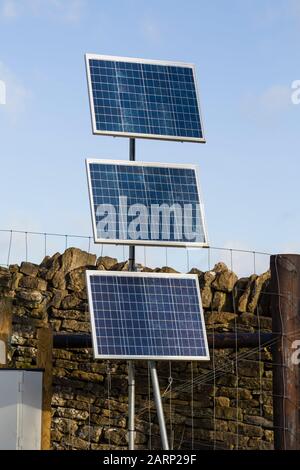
xmin=84 ymin=53 xmax=209 ymax=363
xmin=87 ymin=160 xmax=208 ymax=247
xmin=86 ymin=271 xmax=209 ymax=360
xmin=86 ymin=54 xmax=205 ymax=142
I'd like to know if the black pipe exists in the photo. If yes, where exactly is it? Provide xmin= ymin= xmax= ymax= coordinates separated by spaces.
xmin=52 ymin=332 xmax=274 ymax=350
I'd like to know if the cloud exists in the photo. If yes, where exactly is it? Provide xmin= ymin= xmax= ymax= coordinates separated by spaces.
xmin=258 ymin=0 xmax=300 ymax=27
xmin=241 ymin=84 xmax=293 ymax=122
xmin=1 ymin=0 xmax=18 ymax=18
xmin=0 ymin=62 xmax=30 ymax=122
xmin=0 ymin=0 xmax=86 ymax=23
xmin=259 ymin=85 xmax=292 ymax=113
xmin=49 ymin=0 xmax=85 ymax=23
xmin=140 ymin=16 xmax=162 ymax=44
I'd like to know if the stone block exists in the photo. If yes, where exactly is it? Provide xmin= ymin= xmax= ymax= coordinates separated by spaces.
xmin=201 ymin=286 xmax=212 ymax=309
xmin=212 ymin=269 xmax=238 ymax=293
xmin=97 ymin=256 xmax=118 ymax=270
xmin=19 ymin=275 xmax=47 ymax=291
xmin=215 ymin=406 xmax=243 ymax=421
xmin=214 ymin=396 xmax=230 ymax=407
xmin=20 ymin=262 xmax=39 ymax=277
xmin=244 ymin=415 xmax=273 ymax=429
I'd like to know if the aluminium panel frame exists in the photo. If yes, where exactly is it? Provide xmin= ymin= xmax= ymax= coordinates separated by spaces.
xmin=86 ymin=158 xmax=209 ymax=248
xmin=86 ymin=270 xmax=210 ymax=361
xmin=85 ymin=53 xmax=206 ymax=143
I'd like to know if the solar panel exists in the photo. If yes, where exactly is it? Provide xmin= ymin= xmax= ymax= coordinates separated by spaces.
xmin=85 ymin=54 xmax=205 ymax=143
xmin=86 ymin=159 xmax=208 ymax=247
xmin=86 ymin=271 xmax=209 ymax=361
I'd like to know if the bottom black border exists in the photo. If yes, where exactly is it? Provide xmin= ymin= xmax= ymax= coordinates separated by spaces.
xmin=0 ymin=450 xmax=297 ymax=466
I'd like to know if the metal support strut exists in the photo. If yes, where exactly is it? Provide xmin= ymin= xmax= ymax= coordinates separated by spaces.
xmin=128 ymin=138 xmax=136 ymax=273
xmin=149 ymin=361 xmax=169 ymax=450
xmin=128 ymin=361 xmax=135 ymax=450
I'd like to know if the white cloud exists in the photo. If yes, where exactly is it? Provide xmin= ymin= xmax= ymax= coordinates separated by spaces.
xmin=0 ymin=0 xmax=86 ymax=23
xmin=0 ymin=62 xmax=30 ymax=122
xmin=257 ymin=0 xmax=300 ymax=28
xmin=47 ymin=0 xmax=85 ymax=24
xmin=241 ymin=84 xmax=293 ymax=122
xmin=140 ymin=16 xmax=162 ymax=44
xmin=61 ymin=0 xmax=84 ymax=23
xmin=1 ymin=0 xmax=18 ymax=18
xmin=259 ymin=85 xmax=292 ymax=113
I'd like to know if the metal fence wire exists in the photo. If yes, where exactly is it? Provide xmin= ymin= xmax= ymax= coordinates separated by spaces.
xmin=0 ymin=228 xmax=271 ymax=277
xmin=1 ymin=228 xmax=297 ymax=450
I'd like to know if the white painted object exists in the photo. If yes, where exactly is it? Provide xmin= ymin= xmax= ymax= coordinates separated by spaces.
xmin=0 ymin=370 xmax=43 ymax=450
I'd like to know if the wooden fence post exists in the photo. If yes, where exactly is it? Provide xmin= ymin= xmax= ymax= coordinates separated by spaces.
xmin=37 ymin=327 xmax=53 ymax=450
xmin=270 ymin=254 xmax=300 ymax=449
xmin=0 ymin=298 xmax=12 ymax=366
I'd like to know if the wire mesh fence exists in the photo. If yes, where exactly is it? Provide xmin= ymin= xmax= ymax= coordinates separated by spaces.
xmin=0 ymin=229 xmax=271 ymax=278
xmin=2 ymin=228 xmax=298 ymax=450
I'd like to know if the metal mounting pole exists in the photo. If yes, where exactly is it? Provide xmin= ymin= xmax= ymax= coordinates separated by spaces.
xmin=128 ymin=138 xmax=136 ymax=450
xmin=149 ymin=361 xmax=169 ymax=450
xmin=128 ymin=137 xmax=169 ymax=450
xmin=128 ymin=361 xmax=135 ymax=450
xmin=128 ymin=138 xmax=135 ymax=272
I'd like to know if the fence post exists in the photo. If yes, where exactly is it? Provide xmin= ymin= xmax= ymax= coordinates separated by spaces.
xmin=270 ymin=254 xmax=300 ymax=449
xmin=37 ymin=327 xmax=53 ymax=450
xmin=0 ymin=298 xmax=12 ymax=366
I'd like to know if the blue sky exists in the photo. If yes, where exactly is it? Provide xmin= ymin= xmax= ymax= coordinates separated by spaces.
xmin=0 ymin=0 xmax=299 ymax=274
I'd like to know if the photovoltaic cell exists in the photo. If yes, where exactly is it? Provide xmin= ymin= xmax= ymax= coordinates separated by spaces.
xmin=85 ymin=54 xmax=205 ymax=142
xmin=86 ymin=160 xmax=208 ymax=247
xmin=86 ymin=271 xmax=209 ymax=361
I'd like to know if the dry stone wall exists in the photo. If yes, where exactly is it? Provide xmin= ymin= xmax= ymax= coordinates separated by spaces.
xmin=0 ymin=248 xmax=273 ymax=450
